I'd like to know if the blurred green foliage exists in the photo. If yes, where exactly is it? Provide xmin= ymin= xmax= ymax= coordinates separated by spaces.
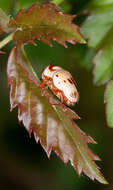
xmin=81 ymin=0 xmax=113 ymax=127
xmin=0 ymin=0 xmax=113 ymax=190
xmin=105 ymin=81 xmax=113 ymax=127
xmin=82 ymin=0 xmax=113 ymax=85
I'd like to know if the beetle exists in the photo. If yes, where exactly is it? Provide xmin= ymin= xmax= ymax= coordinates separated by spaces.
xmin=40 ymin=65 xmax=79 ymax=106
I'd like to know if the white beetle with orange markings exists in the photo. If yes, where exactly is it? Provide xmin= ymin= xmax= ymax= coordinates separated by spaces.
xmin=41 ymin=65 xmax=79 ymax=106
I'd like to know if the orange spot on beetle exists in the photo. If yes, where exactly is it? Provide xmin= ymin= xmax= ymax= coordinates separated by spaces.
xmin=68 ymin=78 xmax=73 ymax=84
xmin=49 ymin=65 xmax=57 ymax=71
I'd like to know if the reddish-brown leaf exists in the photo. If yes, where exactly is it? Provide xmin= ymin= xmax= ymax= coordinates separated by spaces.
xmin=9 ymin=2 xmax=86 ymax=47
xmin=0 ymin=51 xmax=6 ymax=54
xmin=0 ymin=8 xmax=14 ymax=33
xmin=7 ymin=46 xmax=107 ymax=184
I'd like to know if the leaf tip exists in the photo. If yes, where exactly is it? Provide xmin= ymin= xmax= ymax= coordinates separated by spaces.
xmin=99 ymin=176 xmax=109 ymax=185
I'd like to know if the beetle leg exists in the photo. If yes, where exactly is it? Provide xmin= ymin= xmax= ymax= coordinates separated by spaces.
xmin=60 ymin=98 xmax=67 ymax=110
xmin=40 ymin=80 xmax=47 ymax=88
xmin=40 ymin=80 xmax=49 ymax=96
xmin=48 ymin=93 xmax=66 ymax=110
xmin=48 ymin=96 xmax=59 ymax=106
xmin=58 ymin=93 xmax=67 ymax=110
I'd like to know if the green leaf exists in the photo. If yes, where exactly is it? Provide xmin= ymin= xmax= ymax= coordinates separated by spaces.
xmin=81 ymin=1 xmax=113 ymax=85
xmin=52 ymin=0 xmax=64 ymax=5
xmin=7 ymin=46 xmax=108 ymax=184
xmin=0 ymin=0 xmax=11 ymax=12
xmin=104 ymin=80 xmax=113 ymax=127
xmin=9 ymin=2 xmax=86 ymax=47
xmin=93 ymin=44 xmax=113 ymax=84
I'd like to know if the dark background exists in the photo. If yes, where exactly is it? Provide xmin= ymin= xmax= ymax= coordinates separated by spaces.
xmin=0 ymin=0 xmax=112 ymax=190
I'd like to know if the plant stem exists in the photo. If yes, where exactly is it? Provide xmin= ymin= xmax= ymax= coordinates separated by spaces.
xmin=0 ymin=32 xmax=14 ymax=50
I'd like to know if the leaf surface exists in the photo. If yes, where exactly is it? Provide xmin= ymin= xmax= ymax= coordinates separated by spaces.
xmin=81 ymin=1 xmax=113 ymax=85
xmin=0 ymin=8 xmax=13 ymax=33
xmin=7 ymin=46 xmax=107 ymax=184
xmin=0 ymin=27 xmax=3 ymax=35
xmin=9 ymin=2 xmax=86 ymax=47
xmin=104 ymin=80 xmax=113 ymax=127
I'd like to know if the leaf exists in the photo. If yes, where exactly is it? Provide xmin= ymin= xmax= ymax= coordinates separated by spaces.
xmin=52 ymin=0 xmax=64 ymax=5
xmin=81 ymin=1 xmax=113 ymax=85
xmin=0 ymin=0 xmax=11 ymax=12
xmin=0 ymin=51 xmax=6 ymax=54
xmin=104 ymin=80 xmax=113 ymax=127
xmin=0 ymin=27 xmax=3 ymax=35
xmin=9 ymin=2 xmax=86 ymax=47
xmin=0 ymin=8 xmax=13 ymax=33
xmin=7 ymin=46 xmax=108 ymax=184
